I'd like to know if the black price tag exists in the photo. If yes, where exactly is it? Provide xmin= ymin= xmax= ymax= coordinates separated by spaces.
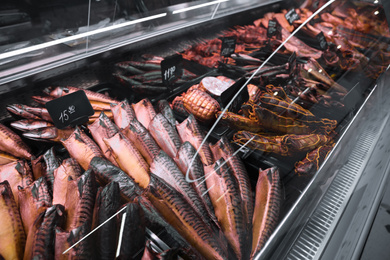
xmin=316 ymin=31 xmax=328 ymax=50
xmin=288 ymin=52 xmax=297 ymax=77
xmin=161 ymin=54 xmax=183 ymax=86
xmin=45 ymin=90 xmax=94 ymax=129
xmin=285 ymin=8 xmax=300 ymax=25
xmin=218 ymin=78 xmax=249 ymax=113
xmin=220 ymin=37 xmax=236 ymax=57
xmin=267 ymin=19 xmax=279 ymax=38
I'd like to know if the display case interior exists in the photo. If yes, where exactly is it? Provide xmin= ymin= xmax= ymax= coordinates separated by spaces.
xmin=0 ymin=0 xmax=389 ymax=259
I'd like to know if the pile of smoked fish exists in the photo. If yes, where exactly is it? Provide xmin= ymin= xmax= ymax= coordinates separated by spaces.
xmin=0 ymin=85 xmax=282 ymax=260
xmin=1 ymin=1 xmax=389 ymax=260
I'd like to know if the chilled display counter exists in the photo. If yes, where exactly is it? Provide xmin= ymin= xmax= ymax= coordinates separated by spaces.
xmin=0 ymin=0 xmax=389 ymax=259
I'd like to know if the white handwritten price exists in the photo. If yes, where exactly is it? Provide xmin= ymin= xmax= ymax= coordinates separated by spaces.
xmin=59 ymin=105 xmax=76 ymax=123
xmin=164 ymin=66 xmax=176 ymax=81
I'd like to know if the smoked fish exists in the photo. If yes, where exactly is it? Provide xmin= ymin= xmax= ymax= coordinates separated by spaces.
xmin=205 ymin=159 xmax=250 ymax=260
xmin=176 ymin=114 xmax=213 ymax=166
xmin=103 ymin=132 xmax=150 ymax=189
xmin=146 ymin=174 xmax=228 ymax=260
xmin=132 ymin=98 xmax=157 ymax=130
xmin=0 ymin=123 xmax=32 ymax=160
xmin=61 ymin=127 xmax=103 ymax=170
xmin=88 ymin=112 xmax=120 ymax=166
xmin=251 ymin=167 xmax=281 ymax=258
xmin=111 ymin=99 xmax=136 ymax=129
xmin=122 ymin=118 xmax=161 ymax=165
xmin=0 ymin=160 xmax=33 ymax=207
xmin=149 ymin=113 xmax=182 ymax=159
xmin=0 ymin=181 xmax=26 ymax=260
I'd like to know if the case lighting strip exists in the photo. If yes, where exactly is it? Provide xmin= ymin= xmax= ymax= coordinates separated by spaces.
xmin=172 ymin=0 xmax=229 ymax=14
xmin=0 ymin=13 xmax=167 ymax=60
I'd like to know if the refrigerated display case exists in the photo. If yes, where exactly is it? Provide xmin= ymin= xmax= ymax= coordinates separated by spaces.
xmin=0 ymin=0 xmax=389 ymax=259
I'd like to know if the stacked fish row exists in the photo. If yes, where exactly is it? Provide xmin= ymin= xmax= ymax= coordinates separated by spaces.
xmin=113 ymin=55 xmax=199 ymax=97
xmin=0 ymin=85 xmax=282 ymax=259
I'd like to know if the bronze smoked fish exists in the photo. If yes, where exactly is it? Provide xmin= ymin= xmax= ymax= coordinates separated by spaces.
xmin=251 ymin=167 xmax=281 ymax=258
xmin=176 ymin=114 xmax=214 ymax=166
xmin=0 ymin=160 xmax=33 ymax=207
xmin=61 ymin=127 xmax=103 ymax=170
xmin=149 ymin=113 xmax=182 ymax=159
xmin=205 ymin=159 xmax=249 ymax=260
xmin=0 ymin=123 xmax=32 ymax=159
xmin=146 ymin=174 xmax=228 ymax=260
xmin=122 ymin=118 xmax=161 ymax=165
xmin=111 ymin=99 xmax=136 ymax=129
xmin=88 ymin=112 xmax=120 ymax=167
xmin=132 ymin=98 xmax=157 ymax=130
xmin=0 ymin=181 xmax=26 ymax=260
xmin=103 ymin=132 xmax=150 ymax=189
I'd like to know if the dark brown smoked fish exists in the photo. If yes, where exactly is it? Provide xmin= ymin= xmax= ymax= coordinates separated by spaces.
xmin=210 ymin=136 xmax=254 ymax=235
xmin=61 ymin=127 xmax=103 ymax=170
xmin=103 ymin=132 xmax=150 ymax=189
xmin=174 ymin=141 xmax=216 ymax=223
xmin=116 ymin=203 xmax=145 ymax=260
xmin=42 ymin=147 xmax=61 ymax=196
xmin=150 ymin=150 xmax=218 ymax=235
xmin=205 ymin=159 xmax=250 ymax=260
xmin=88 ymin=112 xmax=120 ymax=167
xmin=149 ymin=113 xmax=182 ymax=159
xmin=30 ymin=204 xmax=65 ymax=259
xmin=0 ymin=123 xmax=32 ymax=159
xmin=146 ymin=174 xmax=228 ymax=260
xmin=0 ymin=181 xmax=26 ymax=260
xmin=132 ymin=98 xmax=157 ymax=130
xmin=176 ymin=114 xmax=214 ymax=166
xmin=157 ymin=99 xmax=177 ymax=127
xmin=111 ymin=99 xmax=136 ymax=129
xmin=122 ymin=118 xmax=161 ymax=165
xmin=89 ymin=157 xmax=143 ymax=201
xmin=0 ymin=151 xmax=17 ymax=165
xmin=251 ymin=167 xmax=281 ymax=258
xmin=93 ymin=182 xmax=120 ymax=259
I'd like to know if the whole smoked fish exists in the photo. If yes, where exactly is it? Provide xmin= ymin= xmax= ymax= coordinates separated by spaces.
xmin=64 ymin=169 xmax=96 ymax=231
xmin=44 ymin=86 xmax=118 ymax=104
xmin=0 ymin=181 xmax=26 ymax=260
xmin=205 ymin=159 xmax=250 ymax=260
xmin=176 ymin=114 xmax=214 ymax=166
xmin=111 ymin=99 xmax=136 ymax=129
xmin=149 ymin=113 xmax=182 ymax=159
xmin=18 ymin=177 xmax=52 ymax=237
xmin=103 ymin=132 xmax=150 ymax=189
xmin=122 ymin=118 xmax=161 ymax=165
xmin=89 ymin=157 xmax=143 ymax=201
xmin=0 ymin=160 xmax=33 ymax=207
xmin=146 ymin=174 xmax=228 ymax=260
xmin=251 ymin=167 xmax=281 ymax=258
xmin=0 ymin=123 xmax=32 ymax=159
xmin=88 ymin=112 xmax=120 ymax=166
xmin=132 ymin=98 xmax=157 ymax=130
xmin=61 ymin=127 xmax=103 ymax=170
xmin=52 ymin=158 xmax=82 ymax=206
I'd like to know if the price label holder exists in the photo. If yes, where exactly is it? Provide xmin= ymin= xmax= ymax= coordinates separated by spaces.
xmin=288 ymin=52 xmax=297 ymax=77
xmin=161 ymin=54 xmax=183 ymax=86
xmin=218 ymin=77 xmax=249 ymax=113
xmin=267 ymin=19 xmax=280 ymax=38
xmin=45 ymin=90 xmax=94 ymax=129
xmin=220 ymin=37 xmax=236 ymax=57
xmin=316 ymin=31 xmax=328 ymax=50
xmin=285 ymin=8 xmax=300 ymax=25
